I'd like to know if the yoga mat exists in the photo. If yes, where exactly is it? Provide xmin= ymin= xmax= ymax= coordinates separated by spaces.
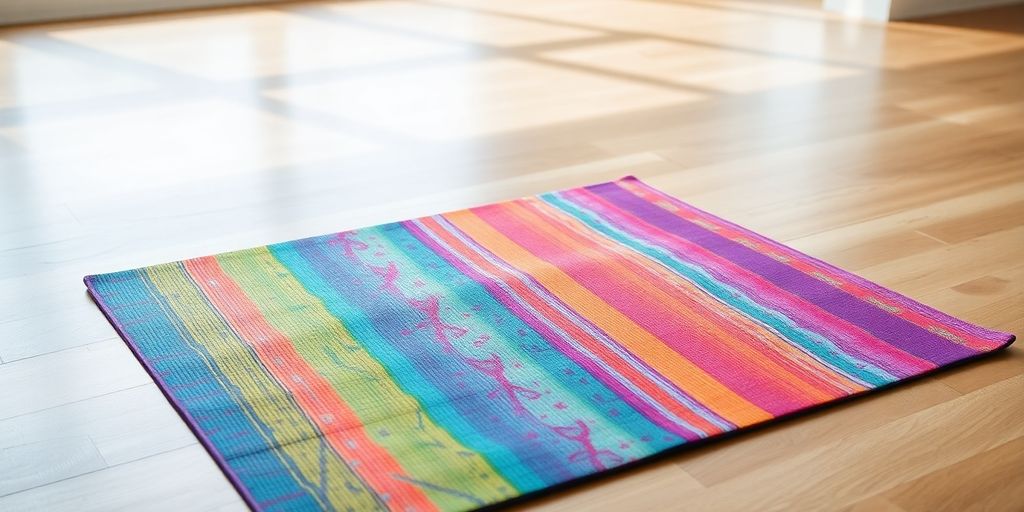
xmin=86 ymin=177 xmax=1014 ymax=511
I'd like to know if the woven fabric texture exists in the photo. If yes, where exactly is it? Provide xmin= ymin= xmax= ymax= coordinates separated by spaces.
xmin=86 ymin=177 xmax=1014 ymax=512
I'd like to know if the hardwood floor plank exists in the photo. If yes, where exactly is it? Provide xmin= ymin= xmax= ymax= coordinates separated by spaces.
xmin=0 ymin=438 xmax=107 ymax=497
xmin=0 ymin=446 xmax=246 ymax=512
xmin=857 ymin=226 xmax=1024 ymax=298
xmin=846 ymin=495 xmax=907 ymax=512
xmin=0 ymin=341 xmax=150 ymax=420
xmin=0 ymin=384 xmax=196 ymax=468
xmin=916 ymin=265 xmax=1024 ymax=324
xmin=670 ymin=376 xmax=1024 ymax=511
xmin=939 ymin=346 xmax=1024 ymax=395
xmin=0 ymin=307 xmax=118 ymax=363
xmin=521 ymin=459 xmax=703 ymax=511
xmin=784 ymin=181 xmax=1024 ymax=270
xmin=879 ymin=437 xmax=1024 ymax=512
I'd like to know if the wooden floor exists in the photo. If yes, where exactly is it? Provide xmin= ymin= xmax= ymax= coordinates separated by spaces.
xmin=1 ymin=0 xmax=1022 ymax=510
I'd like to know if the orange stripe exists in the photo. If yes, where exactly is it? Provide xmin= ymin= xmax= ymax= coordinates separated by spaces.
xmin=566 ymin=187 xmax=871 ymax=393
xmin=442 ymin=209 xmax=772 ymax=427
xmin=416 ymin=216 xmax=726 ymax=435
xmin=183 ymin=257 xmax=437 ymax=512
xmin=517 ymin=199 xmax=862 ymax=398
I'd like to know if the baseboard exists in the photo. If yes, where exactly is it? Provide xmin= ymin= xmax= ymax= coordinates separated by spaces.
xmin=0 ymin=0 xmax=286 ymax=26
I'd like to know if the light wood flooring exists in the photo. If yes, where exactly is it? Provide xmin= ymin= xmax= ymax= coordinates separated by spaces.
xmin=0 ymin=0 xmax=1022 ymax=510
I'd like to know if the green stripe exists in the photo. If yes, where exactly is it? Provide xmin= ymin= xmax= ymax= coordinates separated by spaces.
xmin=216 ymin=247 xmax=516 ymax=509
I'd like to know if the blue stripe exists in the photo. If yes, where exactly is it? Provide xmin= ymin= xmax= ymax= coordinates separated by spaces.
xmin=377 ymin=222 xmax=680 ymax=449
xmin=270 ymin=235 xmax=563 ymax=491
xmin=87 ymin=270 xmax=328 ymax=511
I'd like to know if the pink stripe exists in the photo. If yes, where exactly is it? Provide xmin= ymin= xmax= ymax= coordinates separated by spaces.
xmin=472 ymin=203 xmax=820 ymax=416
xmin=563 ymin=187 xmax=934 ymax=377
xmin=521 ymin=198 xmax=863 ymax=396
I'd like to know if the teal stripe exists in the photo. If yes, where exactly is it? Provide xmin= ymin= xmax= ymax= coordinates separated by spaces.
xmin=268 ymin=238 xmax=549 ymax=492
xmin=374 ymin=223 xmax=677 ymax=452
xmin=541 ymin=192 xmax=894 ymax=387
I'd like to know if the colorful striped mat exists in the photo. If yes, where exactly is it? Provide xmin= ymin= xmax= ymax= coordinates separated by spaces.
xmin=86 ymin=177 xmax=1014 ymax=512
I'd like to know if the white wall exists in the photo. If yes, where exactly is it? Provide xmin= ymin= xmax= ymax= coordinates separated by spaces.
xmin=823 ymin=0 xmax=893 ymax=21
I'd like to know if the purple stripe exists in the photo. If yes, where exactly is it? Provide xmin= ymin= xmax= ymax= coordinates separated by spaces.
xmin=628 ymin=178 xmax=1013 ymax=343
xmin=587 ymin=181 xmax=979 ymax=365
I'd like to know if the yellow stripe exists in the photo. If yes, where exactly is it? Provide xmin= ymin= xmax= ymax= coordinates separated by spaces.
xmin=145 ymin=263 xmax=384 ymax=511
xmin=217 ymin=247 xmax=516 ymax=507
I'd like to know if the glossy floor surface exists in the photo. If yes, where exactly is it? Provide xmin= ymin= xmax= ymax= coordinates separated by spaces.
xmin=1 ymin=1 xmax=1022 ymax=510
